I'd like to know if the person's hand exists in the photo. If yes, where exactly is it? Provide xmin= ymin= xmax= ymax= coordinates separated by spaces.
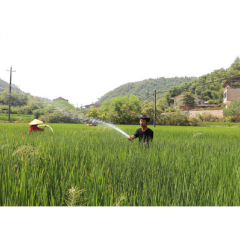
xmin=128 ymin=136 xmax=132 ymax=141
xmin=44 ymin=125 xmax=46 ymax=127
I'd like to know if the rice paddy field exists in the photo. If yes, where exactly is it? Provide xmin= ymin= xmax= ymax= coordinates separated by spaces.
xmin=0 ymin=113 xmax=32 ymax=121
xmin=1 ymin=122 xmax=240 ymax=206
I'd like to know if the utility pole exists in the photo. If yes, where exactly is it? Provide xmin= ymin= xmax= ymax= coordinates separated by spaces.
xmin=6 ymin=66 xmax=16 ymax=121
xmin=154 ymin=90 xmax=156 ymax=128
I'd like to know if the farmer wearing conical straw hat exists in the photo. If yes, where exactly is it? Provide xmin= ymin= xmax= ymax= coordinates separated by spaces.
xmin=29 ymin=119 xmax=46 ymax=133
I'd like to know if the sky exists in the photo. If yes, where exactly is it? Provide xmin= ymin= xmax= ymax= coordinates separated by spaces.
xmin=0 ymin=0 xmax=240 ymax=107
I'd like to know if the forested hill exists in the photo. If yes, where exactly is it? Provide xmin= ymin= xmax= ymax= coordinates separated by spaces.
xmin=0 ymin=78 xmax=51 ymax=102
xmin=0 ymin=78 xmax=21 ymax=92
xmin=164 ymin=57 xmax=240 ymax=105
xmin=95 ymin=77 xmax=196 ymax=105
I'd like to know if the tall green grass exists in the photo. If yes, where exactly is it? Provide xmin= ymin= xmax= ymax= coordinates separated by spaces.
xmin=0 ymin=123 xmax=240 ymax=206
xmin=0 ymin=113 xmax=32 ymax=121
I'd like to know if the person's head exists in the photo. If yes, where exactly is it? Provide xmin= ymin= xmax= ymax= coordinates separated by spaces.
xmin=140 ymin=115 xmax=150 ymax=127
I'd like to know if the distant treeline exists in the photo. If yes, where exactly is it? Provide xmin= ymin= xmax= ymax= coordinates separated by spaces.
xmin=95 ymin=76 xmax=196 ymax=105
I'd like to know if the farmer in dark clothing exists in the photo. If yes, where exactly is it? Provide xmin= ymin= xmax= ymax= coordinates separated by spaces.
xmin=128 ymin=115 xmax=153 ymax=145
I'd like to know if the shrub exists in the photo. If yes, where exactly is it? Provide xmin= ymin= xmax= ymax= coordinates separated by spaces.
xmin=189 ymin=117 xmax=201 ymax=126
xmin=201 ymin=113 xmax=221 ymax=122
xmin=32 ymin=109 xmax=42 ymax=119
xmin=171 ymin=112 xmax=189 ymax=126
xmin=159 ymin=112 xmax=192 ymax=126
xmin=196 ymin=113 xmax=203 ymax=121
xmin=208 ymin=100 xmax=215 ymax=104
xmin=159 ymin=114 xmax=170 ymax=125
xmin=41 ymin=110 xmax=85 ymax=123
xmin=223 ymin=116 xmax=232 ymax=122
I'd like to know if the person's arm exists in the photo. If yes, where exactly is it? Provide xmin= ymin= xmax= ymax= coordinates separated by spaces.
xmin=40 ymin=125 xmax=46 ymax=131
xmin=128 ymin=135 xmax=136 ymax=141
xmin=128 ymin=129 xmax=139 ymax=141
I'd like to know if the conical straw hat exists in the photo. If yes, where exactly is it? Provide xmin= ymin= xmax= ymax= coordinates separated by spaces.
xmin=29 ymin=119 xmax=43 ymax=125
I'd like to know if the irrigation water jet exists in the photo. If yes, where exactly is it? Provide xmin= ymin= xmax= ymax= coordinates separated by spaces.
xmin=51 ymin=109 xmax=130 ymax=138
xmin=38 ymin=124 xmax=54 ymax=132
xmin=192 ymin=133 xmax=202 ymax=138
xmin=94 ymin=120 xmax=130 ymax=138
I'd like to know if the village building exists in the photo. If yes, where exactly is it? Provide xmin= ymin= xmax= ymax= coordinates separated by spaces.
xmin=223 ymin=76 xmax=240 ymax=108
xmin=53 ymin=97 xmax=68 ymax=102
xmin=84 ymin=104 xmax=100 ymax=109
xmin=170 ymin=93 xmax=221 ymax=110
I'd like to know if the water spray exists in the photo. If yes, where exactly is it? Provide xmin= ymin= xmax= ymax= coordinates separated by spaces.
xmin=50 ymin=108 xmax=130 ymax=138
xmin=192 ymin=133 xmax=202 ymax=138
xmin=38 ymin=124 xmax=54 ymax=132
xmin=87 ymin=117 xmax=130 ymax=138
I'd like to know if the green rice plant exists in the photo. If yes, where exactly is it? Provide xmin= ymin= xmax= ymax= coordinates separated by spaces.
xmin=1 ymin=122 xmax=240 ymax=206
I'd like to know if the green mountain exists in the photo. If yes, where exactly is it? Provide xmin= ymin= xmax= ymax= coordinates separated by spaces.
xmin=95 ymin=76 xmax=196 ymax=105
xmin=0 ymin=78 xmax=51 ymax=102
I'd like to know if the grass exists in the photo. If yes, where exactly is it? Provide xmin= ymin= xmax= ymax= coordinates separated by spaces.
xmin=1 ymin=123 xmax=240 ymax=206
xmin=204 ymin=122 xmax=240 ymax=127
xmin=0 ymin=113 xmax=32 ymax=121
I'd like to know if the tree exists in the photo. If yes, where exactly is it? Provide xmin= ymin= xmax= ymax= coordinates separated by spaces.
xmin=96 ymin=95 xmax=141 ymax=124
xmin=224 ymin=99 xmax=240 ymax=120
xmin=32 ymin=109 xmax=41 ymax=119
xmin=156 ymin=97 xmax=168 ymax=111
xmin=85 ymin=106 xmax=99 ymax=119
xmin=180 ymin=92 xmax=196 ymax=110
xmin=0 ymin=90 xmax=28 ymax=106
xmin=43 ymin=100 xmax=75 ymax=114
xmin=141 ymin=101 xmax=154 ymax=122
xmin=141 ymin=101 xmax=162 ymax=123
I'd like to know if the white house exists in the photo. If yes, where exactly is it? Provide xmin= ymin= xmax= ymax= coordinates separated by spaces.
xmin=223 ymin=76 xmax=240 ymax=108
xmin=170 ymin=93 xmax=205 ymax=109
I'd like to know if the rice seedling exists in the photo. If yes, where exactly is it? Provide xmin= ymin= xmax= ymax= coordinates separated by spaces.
xmin=1 ymin=122 xmax=240 ymax=206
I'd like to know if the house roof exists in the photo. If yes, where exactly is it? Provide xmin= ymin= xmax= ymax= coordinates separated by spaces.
xmin=84 ymin=104 xmax=100 ymax=108
xmin=223 ymin=85 xmax=232 ymax=91
xmin=170 ymin=93 xmax=205 ymax=100
xmin=53 ymin=97 xmax=68 ymax=101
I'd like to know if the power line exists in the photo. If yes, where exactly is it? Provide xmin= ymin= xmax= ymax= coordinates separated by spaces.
xmin=155 ymin=74 xmax=240 ymax=97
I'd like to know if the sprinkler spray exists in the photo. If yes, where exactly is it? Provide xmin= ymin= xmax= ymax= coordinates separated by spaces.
xmin=38 ymin=124 xmax=54 ymax=132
